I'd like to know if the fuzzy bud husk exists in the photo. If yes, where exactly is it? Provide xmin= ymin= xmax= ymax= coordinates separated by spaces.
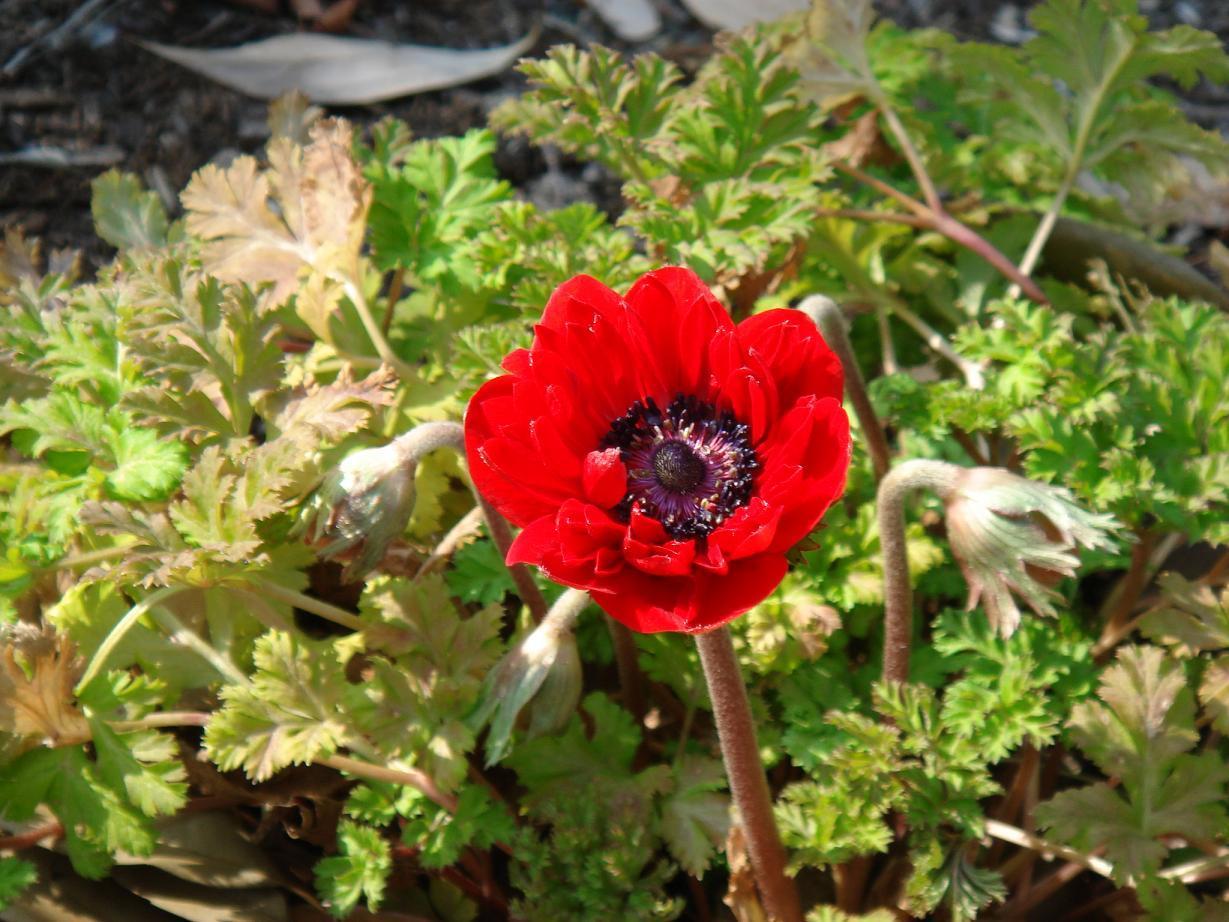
xmin=469 ymin=590 xmax=588 ymax=766
xmin=945 ymin=467 xmax=1118 ymax=637
xmin=302 ymin=439 xmax=417 ymax=582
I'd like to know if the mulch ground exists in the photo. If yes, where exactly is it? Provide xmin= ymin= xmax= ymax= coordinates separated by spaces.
xmin=1 ymin=0 xmax=1227 ymax=271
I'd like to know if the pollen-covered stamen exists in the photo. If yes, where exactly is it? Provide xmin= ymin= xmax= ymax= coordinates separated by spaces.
xmin=602 ymin=394 xmax=758 ymax=538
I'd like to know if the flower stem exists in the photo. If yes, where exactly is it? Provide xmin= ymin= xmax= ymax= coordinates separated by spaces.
xmin=877 ymin=459 xmax=960 ymax=684
xmin=797 ymin=295 xmax=891 ymax=482
xmin=695 ymin=628 xmax=801 ymax=922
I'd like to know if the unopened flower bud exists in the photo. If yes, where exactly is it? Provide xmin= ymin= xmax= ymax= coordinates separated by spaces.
xmin=301 ymin=422 xmax=463 ymax=582
xmin=470 ymin=589 xmax=588 ymax=766
xmin=945 ymin=467 xmax=1118 ymax=637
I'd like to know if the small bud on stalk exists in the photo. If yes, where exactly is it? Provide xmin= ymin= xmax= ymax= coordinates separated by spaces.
xmin=945 ymin=467 xmax=1119 ymax=636
xmin=469 ymin=589 xmax=589 ymax=766
xmin=301 ymin=422 xmax=464 ymax=582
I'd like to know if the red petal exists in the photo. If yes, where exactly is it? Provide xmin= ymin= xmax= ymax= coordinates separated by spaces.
xmin=737 ymin=309 xmax=844 ymax=411
xmin=757 ymin=396 xmax=851 ymax=552
xmin=622 ymin=506 xmax=696 ymax=576
xmin=624 ymin=267 xmax=732 ymax=400
xmin=582 ymin=448 xmax=628 ymax=508
xmin=506 ymin=514 xmax=560 ymax=567
xmin=465 ymin=377 xmax=562 ymax=526
xmin=591 ymin=553 xmax=789 ymax=634
xmin=711 ymin=497 xmax=781 ymax=560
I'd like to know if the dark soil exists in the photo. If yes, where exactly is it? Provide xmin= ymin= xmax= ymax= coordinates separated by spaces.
xmin=3 ymin=0 xmax=1227 ymax=273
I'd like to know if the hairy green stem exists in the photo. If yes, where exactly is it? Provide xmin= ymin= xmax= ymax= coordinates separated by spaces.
xmin=797 ymin=295 xmax=891 ymax=482
xmin=878 ymin=459 xmax=961 ymax=684
xmin=879 ymin=292 xmax=985 ymax=390
xmin=147 ymin=606 xmax=249 ymax=687
xmin=47 ymin=545 xmax=130 ymax=572
xmin=339 ymin=276 xmax=414 ymax=378
xmin=877 ymin=100 xmax=942 ymax=213
xmin=695 ymin=628 xmax=801 ymax=922
xmin=76 ymin=585 xmax=187 ymax=693
xmin=321 ymin=752 xmax=458 ymax=814
xmin=1011 ymin=44 xmax=1132 ymax=292
xmin=251 ymin=579 xmax=365 ymax=632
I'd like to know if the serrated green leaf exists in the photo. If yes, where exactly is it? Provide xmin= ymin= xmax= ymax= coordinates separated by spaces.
xmin=658 ymin=756 xmax=729 ymax=876
xmin=400 ymin=784 xmax=517 ymax=870
xmin=0 ymin=856 xmax=37 ymax=911
xmin=0 ymin=745 xmax=155 ymax=878
xmin=314 ymin=820 xmax=391 ymax=919
xmin=445 ymin=538 xmax=515 ymax=606
xmin=105 ymin=427 xmax=188 ymax=501
xmin=1199 ymin=655 xmax=1229 ymax=736
xmin=87 ymin=719 xmax=187 ymax=817
xmin=1143 ymin=573 xmax=1229 ymax=654
xmin=91 ymin=170 xmax=169 ymax=252
xmin=203 ymin=630 xmax=353 ymax=781
xmin=1039 ymin=645 xmax=1229 ymax=880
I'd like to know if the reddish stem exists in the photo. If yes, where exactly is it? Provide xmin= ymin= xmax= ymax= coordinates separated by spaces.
xmin=695 ymin=628 xmax=801 ymax=922
xmin=607 ymin=616 xmax=647 ymax=722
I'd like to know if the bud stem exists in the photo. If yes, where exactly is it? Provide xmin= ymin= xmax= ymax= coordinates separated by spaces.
xmin=797 ymin=295 xmax=892 ymax=482
xmin=394 ymin=421 xmax=549 ymax=624
xmin=878 ymin=459 xmax=960 ymax=684
xmin=695 ymin=627 xmax=801 ymax=922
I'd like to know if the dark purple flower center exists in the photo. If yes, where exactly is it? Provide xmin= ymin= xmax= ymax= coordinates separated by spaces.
xmin=603 ymin=394 xmax=758 ymax=538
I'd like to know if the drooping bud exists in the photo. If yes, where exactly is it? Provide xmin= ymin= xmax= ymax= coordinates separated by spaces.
xmin=944 ymin=467 xmax=1118 ymax=637
xmin=301 ymin=421 xmax=463 ymax=582
xmin=469 ymin=589 xmax=589 ymax=766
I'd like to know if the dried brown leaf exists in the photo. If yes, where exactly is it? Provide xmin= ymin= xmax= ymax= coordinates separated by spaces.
xmin=722 ymin=825 xmax=767 ymax=922
xmin=0 ymin=633 xmax=89 ymax=745
xmin=182 ymin=119 xmax=370 ymax=332
xmin=267 ymin=91 xmax=323 ymax=146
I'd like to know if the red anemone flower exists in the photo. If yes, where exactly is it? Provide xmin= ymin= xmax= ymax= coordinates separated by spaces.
xmin=464 ymin=268 xmax=851 ymax=634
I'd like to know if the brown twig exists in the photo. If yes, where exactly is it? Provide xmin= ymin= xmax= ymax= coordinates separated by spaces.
xmin=1096 ymin=529 xmax=1155 ymax=652
xmin=797 ymin=295 xmax=892 ymax=483
xmin=0 ymin=820 xmax=63 ymax=851
xmin=607 ymin=617 xmax=647 ymax=722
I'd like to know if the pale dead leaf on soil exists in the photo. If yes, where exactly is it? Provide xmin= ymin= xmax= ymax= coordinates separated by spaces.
xmin=113 ymin=812 xmax=281 ymax=890
xmin=139 ymin=32 xmax=536 ymax=105
xmin=680 ymin=0 xmax=807 ymax=30
xmin=181 ymin=119 xmax=370 ymax=334
xmin=586 ymin=0 xmax=661 ymax=42
xmin=110 ymin=865 xmax=287 ymax=922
